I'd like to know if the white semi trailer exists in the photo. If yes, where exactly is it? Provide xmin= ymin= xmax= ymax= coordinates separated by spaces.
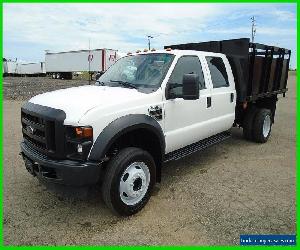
xmin=45 ymin=49 xmax=118 ymax=79
xmin=3 ymin=61 xmax=18 ymax=76
xmin=3 ymin=60 xmax=45 ymax=76
xmin=18 ymin=62 xmax=46 ymax=76
xmin=3 ymin=60 xmax=8 ymax=76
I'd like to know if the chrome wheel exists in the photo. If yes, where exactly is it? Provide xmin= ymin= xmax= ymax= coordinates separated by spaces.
xmin=119 ymin=162 xmax=150 ymax=206
xmin=262 ymin=114 xmax=271 ymax=138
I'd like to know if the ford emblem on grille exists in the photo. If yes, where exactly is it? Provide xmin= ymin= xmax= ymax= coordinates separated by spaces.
xmin=27 ymin=125 xmax=35 ymax=134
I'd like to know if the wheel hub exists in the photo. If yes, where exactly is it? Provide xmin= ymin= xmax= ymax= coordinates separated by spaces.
xmin=119 ymin=162 xmax=150 ymax=205
xmin=133 ymin=178 xmax=142 ymax=191
xmin=262 ymin=114 xmax=271 ymax=138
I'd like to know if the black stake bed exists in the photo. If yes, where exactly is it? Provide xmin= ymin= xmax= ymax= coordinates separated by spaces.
xmin=165 ymin=38 xmax=291 ymax=103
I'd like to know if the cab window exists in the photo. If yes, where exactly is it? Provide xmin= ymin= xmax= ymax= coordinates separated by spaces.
xmin=206 ymin=56 xmax=229 ymax=88
xmin=168 ymin=56 xmax=205 ymax=96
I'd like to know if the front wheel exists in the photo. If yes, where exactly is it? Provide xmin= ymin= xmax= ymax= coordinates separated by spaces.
xmin=102 ymin=147 xmax=156 ymax=216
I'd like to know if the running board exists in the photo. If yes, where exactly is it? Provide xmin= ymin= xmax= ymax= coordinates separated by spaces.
xmin=164 ymin=131 xmax=231 ymax=163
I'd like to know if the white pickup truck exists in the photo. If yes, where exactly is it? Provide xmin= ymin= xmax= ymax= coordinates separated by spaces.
xmin=20 ymin=38 xmax=290 ymax=215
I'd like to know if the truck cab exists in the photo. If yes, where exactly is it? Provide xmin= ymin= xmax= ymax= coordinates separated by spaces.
xmin=20 ymin=39 xmax=290 ymax=216
xmin=161 ymin=50 xmax=235 ymax=153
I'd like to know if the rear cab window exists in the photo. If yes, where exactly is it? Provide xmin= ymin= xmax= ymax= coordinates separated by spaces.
xmin=205 ymin=56 xmax=229 ymax=88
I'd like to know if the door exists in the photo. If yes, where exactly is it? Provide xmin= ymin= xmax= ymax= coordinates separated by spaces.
xmin=164 ymin=55 xmax=213 ymax=153
xmin=204 ymin=56 xmax=235 ymax=133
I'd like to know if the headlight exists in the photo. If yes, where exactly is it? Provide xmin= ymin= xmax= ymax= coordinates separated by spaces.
xmin=65 ymin=126 xmax=93 ymax=161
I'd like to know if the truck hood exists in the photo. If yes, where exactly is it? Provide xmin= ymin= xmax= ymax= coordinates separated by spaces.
xmin=29 ymin=85 xmax=147 ymax=123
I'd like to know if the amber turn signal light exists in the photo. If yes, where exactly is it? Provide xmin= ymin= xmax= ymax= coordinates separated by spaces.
xmin=75 ymin=127 xmax=93 ymax=138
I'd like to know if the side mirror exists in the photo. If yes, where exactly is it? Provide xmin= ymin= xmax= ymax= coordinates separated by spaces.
xmin=182 ymin=74 xmax=199 ymax=100
xmin=165 ymin=82 xmax=180 ymax=100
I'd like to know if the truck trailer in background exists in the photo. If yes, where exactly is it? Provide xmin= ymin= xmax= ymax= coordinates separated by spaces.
xmin=3 ymin=60 xmax=18 ymax=76
xmin=3 ymin=60 xmax=46 ymax=77
xmin=18 ymin=62 xmax=46 ymax=76
xmin=3 ymin=59 xmax=8 ymax=76
xmin=45 ymin=48 xmax=119 ymax=79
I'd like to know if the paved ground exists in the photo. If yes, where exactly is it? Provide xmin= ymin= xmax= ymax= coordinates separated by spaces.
xmin=3 ymin=73 xmax=296 ymax=245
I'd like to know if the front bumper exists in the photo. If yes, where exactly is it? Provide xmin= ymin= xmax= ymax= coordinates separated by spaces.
xmin=20 ymin=142 xmax=102 ymax=186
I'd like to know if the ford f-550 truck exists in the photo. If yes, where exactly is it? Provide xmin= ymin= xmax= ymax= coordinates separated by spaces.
xmin=20 ymin=38 xmax=290 ymax=216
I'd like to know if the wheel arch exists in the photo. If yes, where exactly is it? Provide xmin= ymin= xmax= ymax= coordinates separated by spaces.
xmin=88 ymin=114 xmax=165 ymax=182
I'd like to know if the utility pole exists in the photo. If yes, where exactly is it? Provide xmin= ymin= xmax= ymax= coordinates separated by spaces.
xmin=147 ymin=35 xmax=154 ymax=50
xmin=251 ymin=16 xmax=257 ymax=43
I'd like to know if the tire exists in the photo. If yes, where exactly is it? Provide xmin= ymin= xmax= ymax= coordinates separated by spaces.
xmin=102 ymin=147 xmax=156 ymax=216
xmin=243 ymin=106 xmax=258 ymax=140
xmin=252 ymin=109 xmax=272 ymax=143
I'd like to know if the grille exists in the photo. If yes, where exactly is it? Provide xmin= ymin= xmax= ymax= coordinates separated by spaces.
xmin=21 ymin=111 xmax=55 ymax=154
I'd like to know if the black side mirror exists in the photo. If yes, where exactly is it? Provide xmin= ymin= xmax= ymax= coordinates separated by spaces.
xmin=165 ymin=82 xmax=180 ymax=100
xmin=182 ymin=74 xmax=199 ymax=100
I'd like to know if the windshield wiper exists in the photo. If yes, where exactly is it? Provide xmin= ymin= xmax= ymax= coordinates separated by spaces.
xmin=110 ymin=80 xmax=137 ymax=89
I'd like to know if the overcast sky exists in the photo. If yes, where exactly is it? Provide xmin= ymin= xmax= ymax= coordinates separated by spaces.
xmin=3 ymin=3 xmax=297 ymax=68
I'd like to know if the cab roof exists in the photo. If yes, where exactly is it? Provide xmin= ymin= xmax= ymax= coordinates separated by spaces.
xmin=131 ymin=49 xmax=226 ymax=57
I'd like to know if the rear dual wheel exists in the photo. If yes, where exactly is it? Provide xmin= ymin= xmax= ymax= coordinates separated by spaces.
xmin=243 ymin=108 xmax=272 ymax=143
xmin=252 ymin=109 xmax=272 ymax=143
xmin=52 ymin=73 xmax=61 ymax=79
xmin=243 ymin=106 xmax=258 ymax=140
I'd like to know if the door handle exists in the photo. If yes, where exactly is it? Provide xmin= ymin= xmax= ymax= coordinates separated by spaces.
xmin=230 ymin=93 xmax=234 ymax=103
xmin=207 ymin=97 xmax=211 ymax=108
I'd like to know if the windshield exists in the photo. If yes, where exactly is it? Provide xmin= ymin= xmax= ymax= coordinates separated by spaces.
xmin=97 ymin=53 xmax=175 ymax=90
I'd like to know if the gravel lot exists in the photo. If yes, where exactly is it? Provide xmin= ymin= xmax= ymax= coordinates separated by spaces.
xmin=3 ymin=76 xmax=91 ymax=100
xmin=3 ymin=73 xmax=296 ymax=245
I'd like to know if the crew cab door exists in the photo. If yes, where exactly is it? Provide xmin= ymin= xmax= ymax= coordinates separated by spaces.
xmin=163 ymin=55 xmax=213 ymax=153
xmin=204 ymin=55 xmax=236 ymax=132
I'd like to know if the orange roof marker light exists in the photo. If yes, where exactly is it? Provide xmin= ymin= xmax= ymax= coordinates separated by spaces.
xmin=136 ymin=50 xmax=141 ymax=53
xmin=151 ymin=48 xmax=156 ymax=52
xmin=165 ymin=48 xmax=172 ymax=51
xmin=143 ymin=49 xmax=148 ymax=52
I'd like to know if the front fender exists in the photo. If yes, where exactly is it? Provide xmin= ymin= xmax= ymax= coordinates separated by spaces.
xmin=88 ymin=114 xmax=165 ymax=162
